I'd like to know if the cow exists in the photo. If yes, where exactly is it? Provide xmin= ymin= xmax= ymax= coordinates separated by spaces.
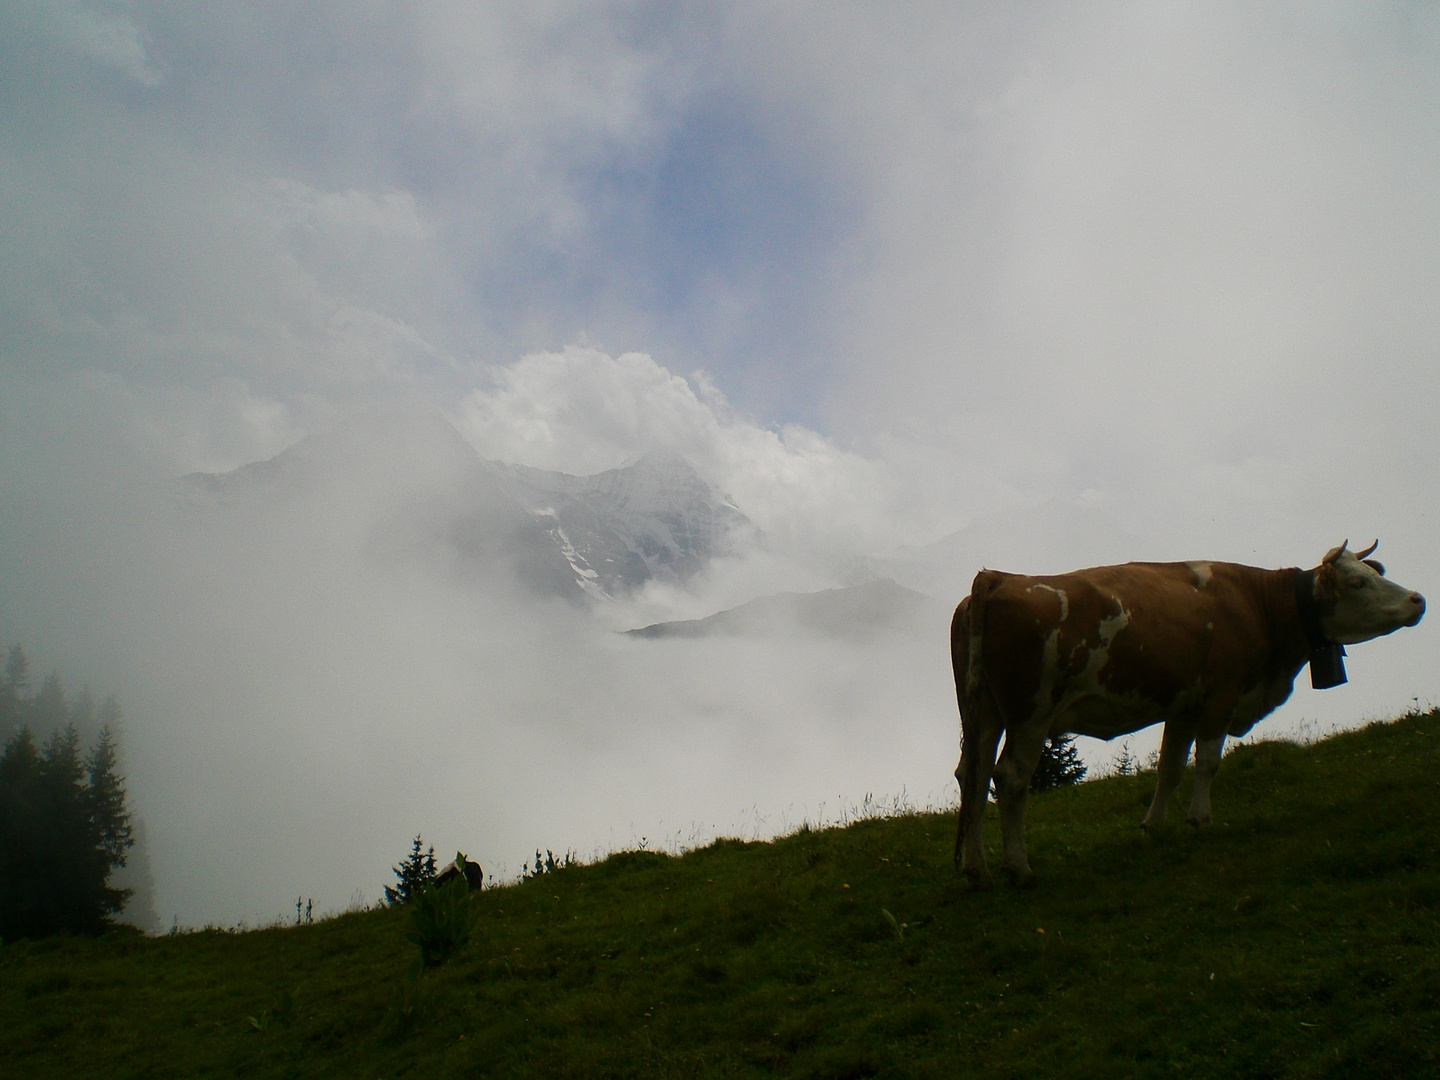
xmin=434 ymin=852 xmax=484 ymax=892
xmin=952 ymin=541 xmax=1425 ymax=888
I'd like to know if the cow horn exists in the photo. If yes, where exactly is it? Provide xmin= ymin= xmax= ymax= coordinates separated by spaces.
xmin=1323 ymin=539 xmax=1349 ymax=565
xmin=1355 ymin=539 xmax=1379 ymax=560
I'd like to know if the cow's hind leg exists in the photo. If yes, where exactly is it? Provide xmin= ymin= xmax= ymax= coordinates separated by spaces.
xmin=1142 ymin=721 xmax=1195 ymax=830
xmin=1185 ymin=735 xmax=1226 ymax=826
xmin=990 ymin=723 xmax=1047 ymax=886
xmin=955 ymin=714 xmax=1002 ymax=889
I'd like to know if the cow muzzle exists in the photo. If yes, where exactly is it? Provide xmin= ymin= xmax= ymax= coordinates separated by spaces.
xmin=1406 ymin=592 xmax=1426 ymax=627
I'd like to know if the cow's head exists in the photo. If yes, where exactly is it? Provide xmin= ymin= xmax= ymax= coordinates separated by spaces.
xmin=1314 ymin=540 xmax=1425 ymax=645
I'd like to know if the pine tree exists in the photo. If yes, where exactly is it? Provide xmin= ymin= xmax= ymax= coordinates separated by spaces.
xmin=1029 ymin=734 xmax=1088 ymax=793
xmin=85 ymin=729 xmax=134 ymax=918
xmin=0 ymin=646 xmax=27 ymax=745
xmin=0 ymin=723 xmax=134 ymax=938
xmin=4 ymin=645 xmax=29 ymax=695
xmin=385 ymin=835 xmax=438 ymax=905
xmin=33 ymin=672 xmax=67 ymax=732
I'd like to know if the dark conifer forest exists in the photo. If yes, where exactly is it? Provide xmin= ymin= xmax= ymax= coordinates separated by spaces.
xmin=0 ymin=646 xmax=145 ymax=939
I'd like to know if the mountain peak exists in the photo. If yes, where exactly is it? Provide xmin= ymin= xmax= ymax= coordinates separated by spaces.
xmin=492 ymin=451 xmax=755 ymax=599
xmin=623 ymin=446 xmax=695 ymax=473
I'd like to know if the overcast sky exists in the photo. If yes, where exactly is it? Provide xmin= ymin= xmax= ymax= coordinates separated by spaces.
xmin=2 ymin=2 xmax=1438 ymax=924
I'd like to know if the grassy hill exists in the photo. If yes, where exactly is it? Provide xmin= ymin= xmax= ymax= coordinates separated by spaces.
xmin=5 ymin=711 xmax=1439 ymax=1079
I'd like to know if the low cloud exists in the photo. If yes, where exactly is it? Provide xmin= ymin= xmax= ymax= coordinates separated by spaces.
xmin=452 ymin=346 xmax=901 ymax=562
xmin=37 ymin=0 xmax=164 ymax=87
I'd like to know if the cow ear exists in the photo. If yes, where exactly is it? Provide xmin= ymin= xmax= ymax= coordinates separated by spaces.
xmin=1313 ymin=561 xmax=1339 ymax=601
xmin=1322 ymin=540 xmax=1349 ymax=566
xmin=1363 ymin=559 xmax=1386 ymax=576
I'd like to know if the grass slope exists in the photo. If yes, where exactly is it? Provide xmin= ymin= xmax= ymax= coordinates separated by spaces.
xmin=5 ymin=711 xmax=1440 ymax=1079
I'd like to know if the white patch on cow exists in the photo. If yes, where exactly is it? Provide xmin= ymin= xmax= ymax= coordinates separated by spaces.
xmin=1187 ymin=561 xmax=1212 ymax=588
xmin=1026 ymin=583 xmax=1069 ymax=622
xmin=1024 ymin=584 xmax=1072 ymax=723
xmin=1030 ymin=626 xmax=1062 ymax=721
xmin=1074 ymin=607 xmax=1130 ymax=689
xmin=1030 ymin=601 xmax=1129 ymax=729
xmin=1049 ymin=603 xmax=1196 ymax=742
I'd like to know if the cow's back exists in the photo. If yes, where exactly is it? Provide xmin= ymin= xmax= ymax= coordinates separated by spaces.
xmin=961 ymin=560 xmax=1294 ymax=739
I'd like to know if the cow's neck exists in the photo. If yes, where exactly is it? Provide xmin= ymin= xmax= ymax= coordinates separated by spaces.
xmin=1291 ymin=566 xmax=1347 ymax=689
xmin=1292 ymin=568 xmax=1329 ymax=650
xmin=1257 ymin=566 xmax=1323 ymax=671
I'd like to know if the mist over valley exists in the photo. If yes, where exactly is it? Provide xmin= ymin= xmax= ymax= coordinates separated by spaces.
xmin=2 ymin=4 xmax=1437 ymax=930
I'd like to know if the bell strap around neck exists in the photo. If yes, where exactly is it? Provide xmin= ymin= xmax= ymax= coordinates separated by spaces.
xmin=1294 ymin=567 xmax=1347 ymax=689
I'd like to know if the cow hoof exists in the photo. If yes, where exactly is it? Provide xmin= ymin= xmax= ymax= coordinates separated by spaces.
xmin=962 ymin=869 xmax=994 ymax=891
xmin=1005 ymin=868 xmax=1037 ymax=889
xmin=1185 ymin=814 xmax=1211 ymax=828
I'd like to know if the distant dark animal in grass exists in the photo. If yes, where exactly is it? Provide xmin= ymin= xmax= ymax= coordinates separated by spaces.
xmin=434 ymin=852 xmax=483 ymax=892
xmin=952 ymin=541 xmax=1425 ymax=889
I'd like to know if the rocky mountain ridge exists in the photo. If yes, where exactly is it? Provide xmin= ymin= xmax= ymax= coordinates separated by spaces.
xmin=493 ymin=449 xmax=754 ymax=600
xmin=179 ymin=404 xmax=755 ymax=603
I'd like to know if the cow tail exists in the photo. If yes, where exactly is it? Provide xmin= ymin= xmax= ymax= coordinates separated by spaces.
xmin=950 ymin=596 xmax=972 ymax=713
xmin=954 ymin=570 xmax=1003 ymax=862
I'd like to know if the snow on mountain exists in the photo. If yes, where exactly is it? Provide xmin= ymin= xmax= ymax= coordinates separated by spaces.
xmin=624 ymin=578 xmax=943 ymax=642
xmin=178 ymin=401 xmax=587 ymax=602
xmin=179 ymin=405 xmax=757 ymax=603
xmin=492 ymin=448 xmax=757 ymax=600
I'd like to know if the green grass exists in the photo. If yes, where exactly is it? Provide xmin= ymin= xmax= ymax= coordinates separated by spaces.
xmin=5 ymin=711 xmax=1440 ymax=1078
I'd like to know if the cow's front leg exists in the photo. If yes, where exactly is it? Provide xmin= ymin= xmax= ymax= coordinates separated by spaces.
xmin=1185 ymin=735 xmax=1225 ymax=826
xmin=1142 ymin=721 xmax=1195 ymax=830
xmin=990 ymin=724 xmax=1047 ymax=886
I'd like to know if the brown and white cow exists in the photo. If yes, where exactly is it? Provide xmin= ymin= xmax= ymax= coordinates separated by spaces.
xmin=951 ymin=541 xmax=1424 ymax=888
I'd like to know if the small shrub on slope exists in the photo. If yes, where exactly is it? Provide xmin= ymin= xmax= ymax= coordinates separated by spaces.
xmin=406 ymin=853 xmax=479 ymax=969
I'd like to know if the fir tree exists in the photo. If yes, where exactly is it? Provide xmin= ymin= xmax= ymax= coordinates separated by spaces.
xmin=32 ymin=672 xmax=67 ymax=732
xmin=385 ymin=835 xmax=438 ymax=905
xmin=0 ymin=646 xmax=28 ymax=745
xmin=1029 ymin=734 xmax=1088 ymax=793
xmin=0 ymin=723 xmax=134 ymax=938
xmin=4 ymin=645 xmax=29 ymax=695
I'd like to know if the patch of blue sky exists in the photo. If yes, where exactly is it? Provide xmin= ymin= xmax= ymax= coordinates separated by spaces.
xmin=559 ymin=94 xmax=863 ymax=427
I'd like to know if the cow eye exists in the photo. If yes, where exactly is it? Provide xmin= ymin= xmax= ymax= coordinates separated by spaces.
xmin=1350 ymin=577 xmax=1368 ymax=590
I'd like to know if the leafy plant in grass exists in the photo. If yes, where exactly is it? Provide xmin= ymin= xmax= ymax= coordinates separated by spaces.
xmin=380 ymin=967 xmax=435 ymax=1042
xmin=406 ymin=853 xmax=479 ymax=969
xmin=246 ymin=986 xmax=297 ymax=1032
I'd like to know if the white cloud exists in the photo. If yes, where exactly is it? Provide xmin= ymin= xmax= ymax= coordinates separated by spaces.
xmin=40 ymin=0 xmax=162 ymax=86
xmin=265 ymin=180 xmax=433 ymax=244
xmin=451 ymin=346 xmax=917 ymax=560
